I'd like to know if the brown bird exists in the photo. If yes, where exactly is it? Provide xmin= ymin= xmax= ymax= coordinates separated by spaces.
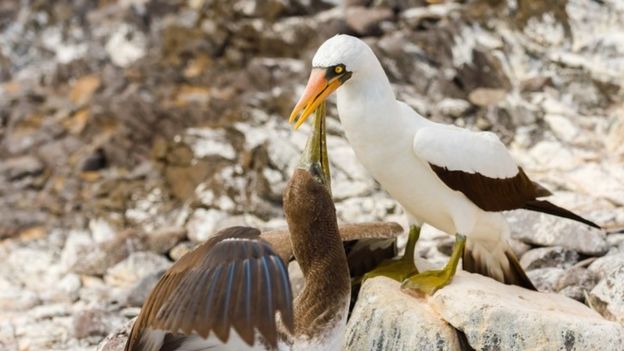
xmin=124 ymin=104 xmax=402 ymax=351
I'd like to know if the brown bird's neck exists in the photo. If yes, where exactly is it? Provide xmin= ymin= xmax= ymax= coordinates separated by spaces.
xmin=283 ymin=169 xmax=350 ymax=337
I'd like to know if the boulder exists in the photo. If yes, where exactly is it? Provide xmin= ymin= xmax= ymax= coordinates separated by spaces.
xmin=345 ymin=277 xmax=462 ymax=351
xmin=588 ymin=266 xmax=624 ymax=324
xmin=520 ymin=246 xmax=579 ymax=270
xmin=431 ymin=272 xmax=624 ymax=350
xmin=588 ymin=253 xmax=624 ymax=279
xmin=104 ymin=252 xmax=171 ymax=288
xmin=506 ymin=210 xmax=608 ymax=256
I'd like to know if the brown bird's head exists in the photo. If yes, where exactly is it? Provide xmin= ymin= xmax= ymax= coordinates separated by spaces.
xmin=283 ymin=101 xmax=335 ymax=232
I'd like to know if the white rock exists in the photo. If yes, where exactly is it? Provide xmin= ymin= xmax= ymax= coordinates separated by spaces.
xmin=568 ymin=164 xmax=624 ymax=206
xmin=345 ymin=277 xmax=461 ymax=351
xmin=105 ymin=24 xmax=146 ymax=67
xmin=589 ymin=265 xmax=624 ymax=323
xmin=527 ymin=140 xmax=578 ymax=171
xmin=90 ymin=218 xmax=117 ymax=243
xmin=186 ymin=208 xmax=228 ymax=242
xmin=437 ymin=98 xmax=472 ymax=118
xmin=544 ymin=114 xmax=580 ymax=143
xmin=184 ymin=128 xmax=236 ymax=160
xmin=40 ymin=273 xmax=82 ymax=303
xmin=7 ymin=247 xmax=63 ymax=293
xmin=506 ymin=210 xmax=608 ymax=256
xmin=527 ymin=267 xmax=566 ymax=292
xmin=0 ymin=276 xmax=40 ymax=311
xmin=520 ymin=246 xmax=579 ymax=270
xmin=430 ymin=272 xmax=624 ymax=350
xmin=104 ymin=252 xmax=171 ymax=288
xmin=588 ymin=253 xmax=624 ymax=280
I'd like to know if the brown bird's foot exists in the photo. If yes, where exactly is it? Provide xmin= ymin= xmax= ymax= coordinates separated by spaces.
xmin=362 ymin=225 xmax=420 ymax=282
xmin=401 ymin=233 xmax=466 ymax=295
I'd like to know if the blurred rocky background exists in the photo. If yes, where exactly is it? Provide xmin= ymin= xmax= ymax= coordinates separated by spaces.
xmin=0 ymin=0 xmax=623 ymax=350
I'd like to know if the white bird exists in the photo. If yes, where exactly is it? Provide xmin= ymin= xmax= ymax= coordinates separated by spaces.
xmin=289 ymin=34 xmax=599 ymax=292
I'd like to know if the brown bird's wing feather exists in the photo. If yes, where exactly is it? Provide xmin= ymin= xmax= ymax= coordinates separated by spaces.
xmin=261 ymin=221 xmax=403 ymax=264
xmin=125 ymin=226 xmax=294 ymax=351
xmin=262 ymin=222 xmax=403 ymax=317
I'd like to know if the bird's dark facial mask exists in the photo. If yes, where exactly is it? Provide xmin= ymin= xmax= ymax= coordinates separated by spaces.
xmin=289 ymin=65 xmax=351 ymax=129
xmin=298 ymin=101 xmax=331 ymax=194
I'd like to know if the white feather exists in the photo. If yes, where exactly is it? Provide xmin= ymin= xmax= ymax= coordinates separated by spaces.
xmin=412 ymin=125 xmax=519 ymax=179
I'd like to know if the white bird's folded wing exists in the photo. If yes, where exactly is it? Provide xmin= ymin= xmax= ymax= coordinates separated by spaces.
xmin=412 ymin=126 xmax=518 ymax=179
xmin=412 ymin=126 xmax=549 ymax=211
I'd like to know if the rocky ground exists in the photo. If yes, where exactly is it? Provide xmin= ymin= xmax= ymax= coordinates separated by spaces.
xmin=1 ymin=0 xmax=623 ymax=350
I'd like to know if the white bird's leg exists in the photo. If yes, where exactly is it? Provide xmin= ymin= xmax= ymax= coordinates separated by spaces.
xmin=401 ymin=233 xmax=466 ymax=295
xmin=362 ymin=225 xmax=420 ymax=282
xmin=400 ymin=206 xmax=473 ymax=295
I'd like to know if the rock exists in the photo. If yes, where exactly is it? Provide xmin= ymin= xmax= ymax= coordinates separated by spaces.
xmin=40 ymin=273 xmax=82 ymax=303
xmin=96 ymin=318 xmax=133 ymax=351
xmin=431 ymin=272 xmax=624 ymax=350
xmin=544 ymin=114 xmax=580 ymax=144
xmin=104 ymin=252 xmax=171 ymax=288
xmin=345 ymin=277 xmax=461 ymax=351
xmin=0 ymin=155 xmax=44 ymax=181
xmin=520 ymin=246 xmax=579 ymax=270
xmin=588 ymin=266 xmax=624 ymax=324
xmin=61 ymin=229 xmax=141 ymax=276
xmin=186 ymin=208 xmax=229 ymax=242
xmin=169 ymin=241 xmax=196 ymax=261
xmin=73 ymin=308 xmax=126 ymax=339
xmin=468 ymin=88 xmax=507 ymax=106
xmin=526 ymin=267 xmax=566 ymax=292
xmin=568 ymin=164 xmax=624 ymax=207
xmin=0 ymin=320 xmax=18 ymax=350
xmin=105 ymin=24 xmax=146 ymax=67
xmin=345 ymin=6 xmax=394 ymax=36
xmin=554 ymin=267 xmax=598 ymax=302
xmin=0 ymin=276 xmax=40 ymax=311
xmin=401 ymin=3 xmax=461 ymax=29
xmin=125 ymin=269 xmax=166 ymax=307
xmin=437 ymin=98 xmax=472 ymax=118
xmin=184 ymin=128 xmax=237 ymax=160
xmin=142 ymin=226 xmax=187 ymax=254
xmin=588 ymin=253 xmax=624 ymax=280
xmin=506 ymin=210 xmax=608 ymax=256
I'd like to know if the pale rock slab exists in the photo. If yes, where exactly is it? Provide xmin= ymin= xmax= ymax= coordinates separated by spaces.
xmin=506 ymin=210 xmax=608 ymax=256
xmin=104 ymin=252 xmax=171 ymax=288
xmin=588 ymin=253 xmax=624 ymax=279
xmin=345 ymin=277 xmax=461 ymax=351
xmin=520 ymin=246 xmax=579 ymax=270
xmin=588 ymin=265 xmax=624 ymax=324
xmin=430 ymin=272 xmax=624 ymax=350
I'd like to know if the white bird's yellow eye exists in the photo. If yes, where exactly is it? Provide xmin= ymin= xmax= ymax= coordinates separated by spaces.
xmin=334 ymin=66 xmax=344 ymax=74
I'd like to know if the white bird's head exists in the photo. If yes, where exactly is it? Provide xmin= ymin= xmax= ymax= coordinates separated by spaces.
xmin=289 ymin=35 xmax=379 ymax=128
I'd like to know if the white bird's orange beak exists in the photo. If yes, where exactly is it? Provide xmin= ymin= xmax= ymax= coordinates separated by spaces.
xmin=289 ymin=68 xmax=343 ymax=129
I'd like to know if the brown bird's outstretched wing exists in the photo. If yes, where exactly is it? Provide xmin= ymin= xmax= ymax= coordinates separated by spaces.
xmin=125 ymin=226 xmax=294 ymax=351
xmin=261 ymin=221 xmax=403 ymax=269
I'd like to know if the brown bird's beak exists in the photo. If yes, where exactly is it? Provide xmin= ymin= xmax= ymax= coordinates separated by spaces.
xmin=289 ymin=68 xmax=349 ymax=129
xmin=298 ymin=101 xmax=331 ymax=194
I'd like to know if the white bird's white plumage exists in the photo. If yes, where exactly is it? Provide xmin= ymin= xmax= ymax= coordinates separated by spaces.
xmin=312 ymin=34 xmax=371 ymax=70
xmin=412 ymin=126 xmax=519 ymax=179
xmin=312 ymin=34 xmax=526 ymax=283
